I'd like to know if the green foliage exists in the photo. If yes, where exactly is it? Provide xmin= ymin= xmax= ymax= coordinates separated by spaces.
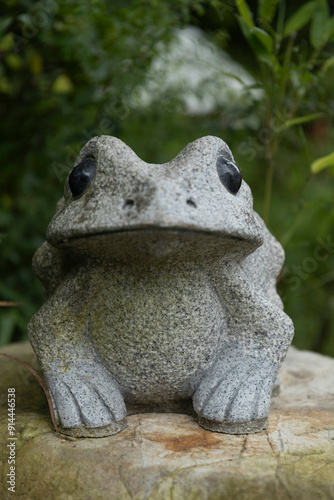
xmin=311 ymin=151 xmax=334 ymax=173
xmin=0 ymin=0 xmax=209 ymax=345
xmin=234 ymin=0 xmax=334 ymax=221
xmin=231 ymin=0 xmax=334 ymax=354
xmin=283 ymin=2 xmax=319 ymax=37
xmin=258 ymin=0 xmax=280 ymax=23
xmin=1 ymin=0 xmax=334 ymax=357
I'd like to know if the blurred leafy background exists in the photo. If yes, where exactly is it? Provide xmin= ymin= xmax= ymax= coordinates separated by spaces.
xmin=0 ymin=0 xmax=334 ymax=356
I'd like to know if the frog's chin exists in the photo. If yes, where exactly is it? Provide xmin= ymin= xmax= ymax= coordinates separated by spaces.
xmin=48 ymin=227 xmax=263 ymax=262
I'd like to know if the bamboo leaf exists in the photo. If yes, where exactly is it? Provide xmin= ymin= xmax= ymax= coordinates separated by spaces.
xmin=283 ymin=1 xmax=318 ymax=37
xmin=310 ymin=0 xmax=329 ymax=48
xmin=235 ymin=0 xmax=254 ymax=28
xmin=322 ymin=55 xmax=334 ymax=72
xmin=311 ymin=151 xmax=334 ymax=173
xmin=237 ymin=16 xmax=275 ymax=66
xmin=0 ymin=17 xmax=12 ymax=34
xmin=324 ymin=16 xmax=334 ymax=40
xmin=252 ymin=27 xmax=273 ymax=53
xmin=258 ymin=0 xmax=280 ymax=22
xmin=279 ymin=113 xmax=323 ymax=132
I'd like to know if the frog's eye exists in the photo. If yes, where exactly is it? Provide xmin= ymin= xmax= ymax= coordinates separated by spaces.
xmin=69 ymin=158 xmax=96 ymax=198
xmin=216 ymin=156 xmax=242 ymax=195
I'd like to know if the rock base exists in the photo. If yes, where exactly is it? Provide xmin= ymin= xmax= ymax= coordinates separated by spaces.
xmin=1 ymin=342 xmax=334 ymax=499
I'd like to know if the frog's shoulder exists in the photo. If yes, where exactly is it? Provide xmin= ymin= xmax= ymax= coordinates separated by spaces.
xmin=33 ymin=241 xmax=67 ymax=299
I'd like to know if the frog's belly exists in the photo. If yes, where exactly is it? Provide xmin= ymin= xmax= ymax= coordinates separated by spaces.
xmin=89 ymin=269 xmax=225 ymax=404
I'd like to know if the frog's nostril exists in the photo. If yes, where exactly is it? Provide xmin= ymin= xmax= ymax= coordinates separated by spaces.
xmin=187 ymin=199 xmax=197 ymax=209
xmin=123 ymin=199 xmax=135 ymax=210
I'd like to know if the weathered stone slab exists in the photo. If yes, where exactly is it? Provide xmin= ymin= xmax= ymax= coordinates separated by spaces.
xmin=0 ymin=342 xmax=334 ymax=500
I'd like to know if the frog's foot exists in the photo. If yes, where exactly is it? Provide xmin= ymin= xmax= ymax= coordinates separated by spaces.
xmin=45 ymin=362 xmax=127 ymax=437
xmin=193 ymin=347 xmax=278 ymax=434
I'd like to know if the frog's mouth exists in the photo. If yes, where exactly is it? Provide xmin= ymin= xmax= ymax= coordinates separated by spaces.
xmin=59 ymin=226 xmax=248 ymax=242
xmin=50 ymin=226 xmax=263 ymax=261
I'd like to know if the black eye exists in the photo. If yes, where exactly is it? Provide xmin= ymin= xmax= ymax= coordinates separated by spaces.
xmin=69 ymin=158 xmax=96 ymax=198
xmin=216 ymin=156 xmax=242 ymax=195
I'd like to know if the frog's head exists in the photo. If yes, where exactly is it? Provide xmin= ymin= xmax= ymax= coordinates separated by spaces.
xmin=46 ymin=136 xmax=263 ymax=261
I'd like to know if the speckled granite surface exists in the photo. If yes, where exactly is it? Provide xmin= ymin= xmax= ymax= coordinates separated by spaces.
xmin=27 ymin=136 xmax=293 ymax=436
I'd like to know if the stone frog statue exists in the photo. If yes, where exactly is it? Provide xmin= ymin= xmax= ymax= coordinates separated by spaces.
xmin=28 ymin=135 xmax=294 ymax=437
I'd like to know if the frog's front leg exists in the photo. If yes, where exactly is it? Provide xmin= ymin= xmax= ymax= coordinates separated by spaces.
xmin=28 ymin=270 xmax=127 ymax=437
xmin=193 ymin=265 xmax=293 ymax=434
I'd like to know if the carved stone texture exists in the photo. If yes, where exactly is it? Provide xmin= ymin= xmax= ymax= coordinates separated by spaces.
xmin=1 ymin=343 xmax=333 ymax=500
xmin=27 ymin=135 xmax=294 ymax=437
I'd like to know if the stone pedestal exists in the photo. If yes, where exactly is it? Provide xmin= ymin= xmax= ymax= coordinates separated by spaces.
xmin=1 ymin=342 xmax=334 ymax=499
